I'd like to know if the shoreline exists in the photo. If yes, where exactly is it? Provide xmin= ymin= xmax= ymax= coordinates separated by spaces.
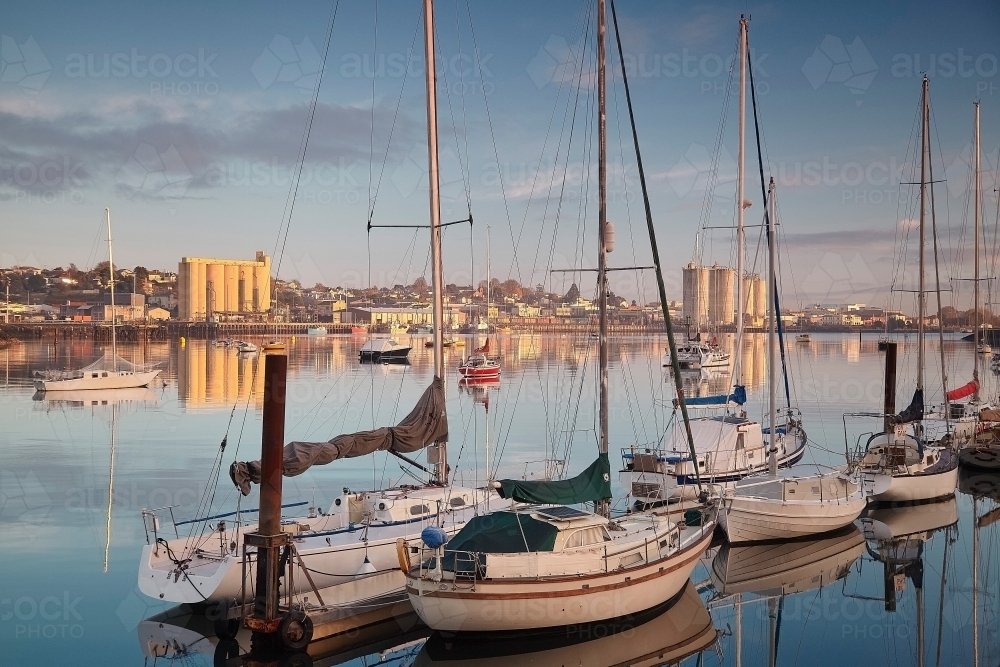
xmin=0 ymin=320 xmax=973 ymax=341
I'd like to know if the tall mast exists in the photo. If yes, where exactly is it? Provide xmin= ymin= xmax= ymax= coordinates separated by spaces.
xmin=596 ymin=0 xmax=610 ymax=515
xmin=973 ymin=101 xmax=981 ymax=398
xmin=734 ymin=17 xmax=748 ymax=388
xmin=423 ymin=0 xmax=447 ymax=484
xmin=767 ymin=178 xmax=778 ymax=476
xmin=486 ymin=225 xmax=491 ymax=327
xmin=917 ymin=76 xmax=928 ymax=395
xmin=106 ymin=207 xmax=118 ymax=371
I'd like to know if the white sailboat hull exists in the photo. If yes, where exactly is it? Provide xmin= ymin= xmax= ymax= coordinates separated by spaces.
xmin=138 ymin=533 xmax=408 ymax=605
xmin=138 ymin=488 xmax=490 ymax=604
xmin=854 ymin=435 xmax=959 ymax=503
xmin=35 ymin=369 xmax=161 ymax=391
xmin=720 ymin=476 xmax=867 ymax=544
xmin=407 ymin=527 xmax=712 ymax=633
xmin=870 ymin=466 xmax=958 ymax=503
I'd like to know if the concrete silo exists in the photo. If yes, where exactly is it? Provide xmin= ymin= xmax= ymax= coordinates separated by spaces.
xmin=682 ymin=262 xmax=710 ymax=330
xmin=740 ymin=273 xmax=767 ymax=326
xmin=708 ymin=264 xmax=735 ymax=326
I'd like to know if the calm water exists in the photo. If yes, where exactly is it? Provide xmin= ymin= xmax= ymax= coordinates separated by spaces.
xmin=1 ymin=332 xmax=997 ymax=666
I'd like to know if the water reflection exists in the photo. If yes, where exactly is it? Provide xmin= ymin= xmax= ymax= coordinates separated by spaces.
xmin=413 ymin=582 xmax=717 ymax=666
xmin=176 ymin=341 xmax=264 ymax=410
xmin=32 ymin=386 xmax=159 ymax=408
xmin=854 ymin=499 xmax=958 ymax=666
xmin=2 ymin=334 xmax=999 ymax=665
xmin=678 ymin=368 xmax=732 ymax=399
xmin=137 ymin=599 xmax=428 ymax=665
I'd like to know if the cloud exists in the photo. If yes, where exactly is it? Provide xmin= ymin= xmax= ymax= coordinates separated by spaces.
xmin=667 ymin=7 xmax=731 ymax=47
xmin=0 ymin=98 xmax=417 ymax=198
xmin=781 ymin=228 xmax=898 ymax=249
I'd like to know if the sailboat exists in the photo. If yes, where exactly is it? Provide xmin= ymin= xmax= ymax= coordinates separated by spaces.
xmin=403 ymin=0 xmax=717 ymax=634
xmin=719 ymin=175 xmax=867 ymax=544
xmin=851 ymin=79 xmax=961 ymax=502
xmin=34 ymin=209 xmax=161 ymax=392
xmin=621 ymin=18 xmax=805 ymax=505
xmin=959 ymin=102 xmax=1000 ymax=472
xmin=137 ymin=2 xmax=493 ymax=606
xmin=928 ymin=99 xmax=994 ymax=445
xmin=459 ymin=227 xmax=500 ymax=379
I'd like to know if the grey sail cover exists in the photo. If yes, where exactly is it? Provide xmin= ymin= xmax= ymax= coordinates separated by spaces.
xmin=283 ymin=376 xmax=448 ymax=475
xmin=231 ymin=377 xmax=447 ymax=494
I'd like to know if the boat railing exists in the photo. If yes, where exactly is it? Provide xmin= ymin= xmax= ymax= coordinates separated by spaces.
xmin=842 ymin=411 xmax=891 ymax=465
xmin=141 ymin=500 xmax=310 ymax=552
xmin=141 ymin=505 xmax=181 ymax=550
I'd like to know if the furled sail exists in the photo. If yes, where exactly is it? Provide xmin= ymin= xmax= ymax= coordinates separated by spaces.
xmin=946 ymin=380 xmax=978 ymax=402
xmin=676 ymin=385 xmax=747 ymax=407
xmin=893 ymin=388 xmax=924 ymax=424
xmin=230 ymin=377 xmax=447 ymax=496
xmin=494 ymin=453 xmax=611 ymax=505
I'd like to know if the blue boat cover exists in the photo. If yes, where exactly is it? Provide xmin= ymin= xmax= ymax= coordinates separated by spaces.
xmin=683 ymin=385 xmax=747 ymax=406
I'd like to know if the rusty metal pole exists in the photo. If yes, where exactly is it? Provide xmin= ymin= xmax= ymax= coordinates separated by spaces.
xmin=884 ymin=342 xmax=897 ymax=434
xmin=246 ymin=353 xmax=288 ymax=641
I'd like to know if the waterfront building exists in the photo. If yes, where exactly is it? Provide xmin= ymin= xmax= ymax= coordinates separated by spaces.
xmin=177 ymin=252 xmax=271 ymax=321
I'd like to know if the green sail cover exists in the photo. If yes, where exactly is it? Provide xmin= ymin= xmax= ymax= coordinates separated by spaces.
xmin=447 ymin=512 xmax=559 ymax=554
xmin=496 ymin=453 xmax=612 ymax=505
xmin=437 ymin=511 xmax=559 ymax=573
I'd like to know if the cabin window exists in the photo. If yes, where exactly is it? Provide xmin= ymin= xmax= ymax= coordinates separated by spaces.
xmin=409 ymin=504 xmax=430 ymax=516
xmin=92 ymin=373 xmax=99 ymax=378
xmin=102 ymin=372 xmax=108 ymax=377
xmin=565 ymin=526 xmax=611 ymax=548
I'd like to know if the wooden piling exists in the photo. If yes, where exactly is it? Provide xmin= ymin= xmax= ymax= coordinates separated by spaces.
xmin=884 ymin=342 xmax=897 ymax=432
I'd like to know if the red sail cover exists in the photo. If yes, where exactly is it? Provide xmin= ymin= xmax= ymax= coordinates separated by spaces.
xmin=474 ymin=339 xmax=489 ymax=355
xmin=947 ymin=380 xmax=978 ymax=401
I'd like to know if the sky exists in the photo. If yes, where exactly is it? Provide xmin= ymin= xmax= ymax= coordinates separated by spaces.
xmin=2 ymin=0 xmax=999 ymax=313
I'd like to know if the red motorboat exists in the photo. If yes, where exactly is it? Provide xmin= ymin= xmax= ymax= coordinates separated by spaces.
xmin=458 ymin=339 xmax=500 ymax=378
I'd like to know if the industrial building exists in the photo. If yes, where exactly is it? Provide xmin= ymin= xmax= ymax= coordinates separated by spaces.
xmin=741 ymin=273 xmax=767 ymax=326
xmin=177 ymin=252 xmax=271 ymax=321
xmin=683 ymin=262 xmax=768 ymax=329
xmin=682 ymin=263 xmax=710 ymax=329
xmin=683 ymin=262 xmax=736 ymax=329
